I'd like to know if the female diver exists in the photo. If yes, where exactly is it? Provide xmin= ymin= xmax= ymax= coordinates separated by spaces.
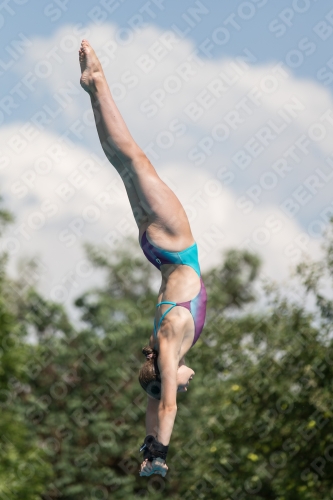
xmin=79 ymin=40 xmax=207 ymax=477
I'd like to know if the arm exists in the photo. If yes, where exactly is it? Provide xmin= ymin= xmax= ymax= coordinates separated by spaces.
xmin=140 ymin=395 xmax=169 ymax=477
xmin=141 ymin=331 xmax=178 ymax=454
xmin=142 ymin=330 xmax=176 ymax=442
xmin=142 ymin=333 xmax=161 ymax=439
xmin=139 ymin=340 xmax=176 ymax=477
xmin=157 ymin=402 xmax=177 ymax=447
xmin=145 ymin=395 xmax=159 ymax=437
xmin=156 ymin=333 xmax=181 ymax=446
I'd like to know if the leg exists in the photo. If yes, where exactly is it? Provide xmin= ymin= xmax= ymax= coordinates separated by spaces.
xmin=79 ymin=40 xmax=193 ymax=247
xmin=89 ymin=91 xmax=149 ymax=229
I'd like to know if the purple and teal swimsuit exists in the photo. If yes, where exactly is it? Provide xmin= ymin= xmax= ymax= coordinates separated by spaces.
xmin=140 ymin=231 xmax=207 ymax=347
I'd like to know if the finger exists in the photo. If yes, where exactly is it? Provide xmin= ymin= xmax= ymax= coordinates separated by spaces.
xmin=151 ymin=464 xmax=168 ymax=477
xmin=140 ymin=461 xmax=153 ymax=474
xmin=139 ymin=468 xmax=154 ymax=477
xmin=152 ymin=468 xmax=167 ymax=477
xmin=139 ymin=465 xmax=150 ymax=476
xmin=152 ymin=459 xmax=168 ymax=469
xmin=140 ymin=465 xmax=167 ymax=477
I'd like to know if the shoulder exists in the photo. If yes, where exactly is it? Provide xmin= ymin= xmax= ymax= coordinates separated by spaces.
xmin=159 ymin=309 xmax=189 ymax=338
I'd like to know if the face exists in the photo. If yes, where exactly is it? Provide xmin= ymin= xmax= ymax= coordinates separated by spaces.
xmin=177 ymin=365 xmax=195 ymax=392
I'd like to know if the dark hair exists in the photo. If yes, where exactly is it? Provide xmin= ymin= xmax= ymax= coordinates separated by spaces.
xmin=138 ymin=346 xmax=161 ymax=400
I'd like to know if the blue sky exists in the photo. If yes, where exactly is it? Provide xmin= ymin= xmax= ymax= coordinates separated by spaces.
xmin=3 ymin=0 xmax=333 ymax=74
xmin=2 ymin=1 xmax=333 ymax=142
xmin=1 ymin=0 xmax=333 ymax=302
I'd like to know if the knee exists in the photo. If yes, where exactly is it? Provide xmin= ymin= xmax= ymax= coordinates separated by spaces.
xmin=129 ymin=151 xmax=152 ymax=172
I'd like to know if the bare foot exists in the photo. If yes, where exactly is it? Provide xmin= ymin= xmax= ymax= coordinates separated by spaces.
xmin=79 ymin=39 xmax=104 ymax=94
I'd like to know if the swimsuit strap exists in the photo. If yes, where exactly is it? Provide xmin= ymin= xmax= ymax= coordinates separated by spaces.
xmin=154 ymin=301 xmax=177 ymax=336
xmin=156 ymin=301 xmax=177 ymax=307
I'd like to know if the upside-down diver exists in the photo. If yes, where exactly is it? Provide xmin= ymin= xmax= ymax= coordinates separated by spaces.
xmin=79 ymin=39 xmax=207 ymax=477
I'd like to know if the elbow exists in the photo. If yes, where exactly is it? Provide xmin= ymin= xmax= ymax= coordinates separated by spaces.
xmin=159 ymin=403 xmax=177 ymax=413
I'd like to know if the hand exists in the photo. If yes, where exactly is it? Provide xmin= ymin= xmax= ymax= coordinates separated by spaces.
xmin=139 ymin=457 xmax=168 ymax=477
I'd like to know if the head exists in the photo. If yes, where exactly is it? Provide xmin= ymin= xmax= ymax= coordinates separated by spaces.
xmin=138 ymin=346 xmax=195 ymax=400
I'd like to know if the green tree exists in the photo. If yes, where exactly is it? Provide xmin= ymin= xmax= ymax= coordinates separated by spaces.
xmin=19 ymin=242 xmax=265 ymax=499
xmin=19 ymin=241 xmax=158 ymax=499
xmin=0 ymin=200 xmax=52 ymax=499
xmin=173 ymin=238 xmax=333 ymax=500
xmin=5 ymin=203 xmax=333 ymax=499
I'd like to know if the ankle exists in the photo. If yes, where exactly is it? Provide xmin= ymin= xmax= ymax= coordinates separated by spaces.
xmin=91 ymin=71 xmax=107 ymax=95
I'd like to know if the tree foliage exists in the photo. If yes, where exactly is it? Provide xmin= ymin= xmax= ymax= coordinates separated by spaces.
xmin=0 ymin=202 xmax=52 ymax=500
xmin=2 ymin=197 xmax=333 ymax=498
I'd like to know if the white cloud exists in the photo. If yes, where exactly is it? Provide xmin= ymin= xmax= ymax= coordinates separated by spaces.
xmin=1 ymin=22 xmax=330 ymax=309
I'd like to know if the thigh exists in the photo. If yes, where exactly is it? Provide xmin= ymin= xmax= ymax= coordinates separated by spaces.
xmin=121 ymin=170 xmax=150 ymax=229
xmin=126 ymin=155 xmax=193 ymax=244
xmin=110 ymin=154 xmax=149 ymax=230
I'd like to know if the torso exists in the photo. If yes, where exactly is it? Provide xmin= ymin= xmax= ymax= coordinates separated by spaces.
xmin=140 ymin=224 xmax=202 ymax=358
